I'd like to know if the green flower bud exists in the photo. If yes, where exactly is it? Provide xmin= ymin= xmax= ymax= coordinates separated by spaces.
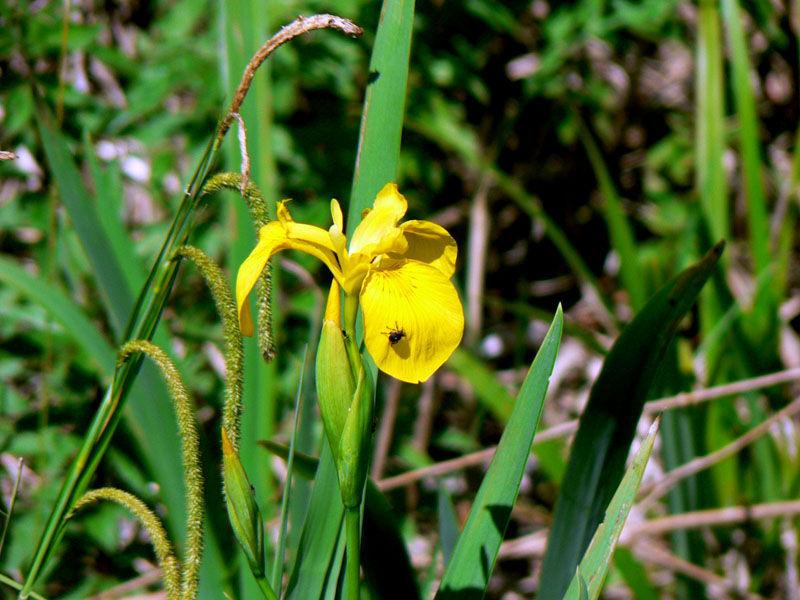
xmin=222 ymin=427 xmax=264 ymax=576
xmin=316 ymin=281 xmax=357 ymax=461
xmin=337 ymin=359 xmax=375 ymax=508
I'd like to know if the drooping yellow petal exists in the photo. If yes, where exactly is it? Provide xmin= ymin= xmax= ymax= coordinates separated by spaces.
xmin=349 ymin=183 xmax=407 ymax=258
xmin=396 ymin=220 xmax=458 ymax=277
xmin=360 ymin=259 xmax=464 ymax=383
xmin=236 ymin=221 xmax=343 ymax=336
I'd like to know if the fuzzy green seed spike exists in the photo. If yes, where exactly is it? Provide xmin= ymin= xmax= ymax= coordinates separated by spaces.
xmin=72 ymin=487 xmax=181 ymax=600
xmin=118 ymin=341 xmax=204 ymax=600
xmin=201 ymin=172 xmax=275 ymax=362
xmin=172 ymin=245 xmax=244 ymax=451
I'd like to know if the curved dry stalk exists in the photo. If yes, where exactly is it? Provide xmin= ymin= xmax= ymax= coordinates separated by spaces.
xmin=217 ymin=14 xmax=363 ymax=142
xmin=118 ymin=341 xmax=203 ymax=600
xmin=72 ymin=488 xmax=181 ymax=600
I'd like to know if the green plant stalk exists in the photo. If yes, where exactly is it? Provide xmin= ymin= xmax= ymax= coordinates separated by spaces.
xmin=720 ymin=0 xmax=769 ymax=277
xmin=255 ymin=577 xmax=279 ymax=600
xmin=0 ymin=574 xmax=47 ymax=600
xmin=576 ymin=117 xmax=645 ymax=310
xmin=695 ymin=0 xmax=729 ymax=380
xmin=696 ymin=0 xmax=729 ymax=244
xmin=18 ymin=135 xmax=218 ymax=600
xmin=345 ymin=507 xmax=361 ymax=600
xmin=271 ymin=353 xmax=306 ymax=590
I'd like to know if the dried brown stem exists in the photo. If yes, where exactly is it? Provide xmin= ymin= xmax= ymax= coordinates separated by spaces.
xmin=624 ymin=500 xmax=800 ymax=540
xmin=217 ymin=14 xmax=363 ymax=142
xmin=377 ymin=368 xmax=800 ymax=490
xmin=631 ymin=540 xmax=768 ymax=600
xmin=638 ymin=393 xmax=800 ymax=509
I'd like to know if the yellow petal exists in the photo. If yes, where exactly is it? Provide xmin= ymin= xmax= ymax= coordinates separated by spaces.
xmin=349 ymin=183 xmax=407 ymax=257
xmin=236 ymin=222 xmax=285 ymax=336
xmin=360 ymin=259 xmax=464 ymax=383
xmin=329 ymin=199 xmax=348 ymax=265
xmin=236 ymin=222 xmax=343 ymax=336
xmin=396 ymin=220 xmax=458 ymax=277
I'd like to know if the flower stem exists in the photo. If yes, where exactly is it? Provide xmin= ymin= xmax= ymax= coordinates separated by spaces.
xmin=254 ymin=574 xmax=279 ymax=600
xmin=343 ymin=293 xmax=359 ymax=339
xmin=345 ymin=506 xmax=361 ymax=600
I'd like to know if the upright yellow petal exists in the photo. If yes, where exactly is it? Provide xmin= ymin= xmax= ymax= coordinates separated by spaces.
xmin=396 ymin=220 xmax=458 ymax=277
xmin=360 ymin=259 xmax=464 ymax=383
xmin=349 ymin=183 xmax=407 ymax=257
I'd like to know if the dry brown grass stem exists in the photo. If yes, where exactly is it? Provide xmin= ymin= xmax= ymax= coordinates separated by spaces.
xmin=86 ymin=568 xmax=164 ymax=600
xmin=218 ymin=14 xmax=363 ymax=142
xmin=631 ymin=540 xmax=769 ymax=600
xmin=625 ymin=500 xmax=800 ymax=540
xmin=638 ymin=392 xmax=800 ymax=508
xmin=377 ymin=367 xmax=800 ymax=490
xmin=229 ymin=112 xmax=250 ymax=196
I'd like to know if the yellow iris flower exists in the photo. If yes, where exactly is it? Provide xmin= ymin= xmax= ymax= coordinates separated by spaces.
xmin=236 ymin=183 xmax=464 ymax=383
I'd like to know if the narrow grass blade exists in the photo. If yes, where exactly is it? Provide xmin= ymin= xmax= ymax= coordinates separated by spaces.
xmin=613 ymin=548 xmax=660 ymax=600
xmin=562 ymin=419 xmax=659 ymax=600
xmin=0 ymin=457 xmax=23 ymax=560
xmin=435 ymin=306 xmax=563 ymax=600
xmin=447 ymin=349 xmax=514 ymax=422
xmin=271 ymin=349 xmax=306 ymax=591
xmin=695 ymin=0 xmax=729 ymax=244
xmin=260 ymin=440 xmax=420 ymax=599
xmin=0 ymin=256 xmax=116 ymax=375
xmin=577 ymin=118 xmax=645 ymax=310
xmin=538 ymin=242 xmax=724 ymax=600
xmin=695 ymin=0 xmax=729 ymax=379
xmin=284 ymin=444 xmax=345 ymax=600
xmin=29 ymin=99 xmax=190 ymax=542
xmin=20 ymin=125 xmax=218 ymax=599
xmin=437 ymin=486 xmax=460 ymax=566
xmin=720 ymin=0 xmax=769 ymax=282
xmin=347 ymin=0 xmax=415 ymax=234
xmin=34 ymin=98 xmax=135 ymax=337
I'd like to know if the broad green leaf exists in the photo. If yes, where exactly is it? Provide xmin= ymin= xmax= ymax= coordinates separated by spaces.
xmin=538 ymin=242 xmax=724 ymax=600
xmin=435 ymin=306 xmax=563 ymax=600
xmin=562 ymin=419 xmax=660 ymax=600
xmin=346 ymin=0 xmax=415 ymax=235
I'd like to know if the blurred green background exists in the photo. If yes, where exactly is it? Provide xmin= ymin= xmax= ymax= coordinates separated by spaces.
xmin=2 ymin=0 xmax=800 ymax=598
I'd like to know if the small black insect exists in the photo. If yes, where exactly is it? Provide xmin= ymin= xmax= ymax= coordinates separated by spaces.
xmin=384 ymin=322 xmax=406 ymax=345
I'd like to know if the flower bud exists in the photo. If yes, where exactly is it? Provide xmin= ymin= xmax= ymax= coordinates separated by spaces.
xmin=221 ymin=427 xmax=264 ymax=576
xmin=337 ymin=359 xmax=375 ymax=508
xmin=316 ymin=281 xmax=356 ymax=461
